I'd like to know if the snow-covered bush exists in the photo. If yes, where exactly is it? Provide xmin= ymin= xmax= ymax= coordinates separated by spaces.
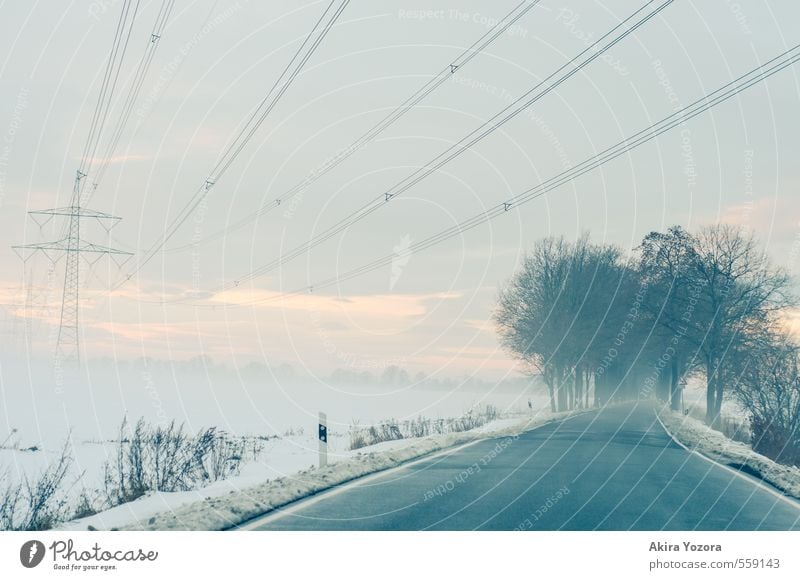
xmin=348 ymin=405 xmax=501 ymax=450
xmin=732 ymin=339 xmax=800 ymax=466
xmin=103 ymin=418 xmax=248 ymax=507
xmin=0 ymin=441 xmax=72 ymax=531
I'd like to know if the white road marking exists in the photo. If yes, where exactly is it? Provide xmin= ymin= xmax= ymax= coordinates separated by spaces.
xmin=235 ymin=438 xmax=486 ymax=530
xmin=236 ymin=411 xmax=593 ymax=530
xmin=654 ymin=410 xmax=800 ymax=512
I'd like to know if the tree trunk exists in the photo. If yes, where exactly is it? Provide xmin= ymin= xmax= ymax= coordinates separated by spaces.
xmin=657 ymin=368 xmax=670 ymax=402
xmin=566 ymin=375 xmax=573 ymax=411
xmin=593 ymin=372 xmax=600 ymax=406
xmin=713 ymin=375 xmax=724 ymax=425
xmin=670 ymin=355 xmax=681 ymax=411
xmin=574 ymin=368 xmax=583 ymax=410
xmin=585 ymin=368 xmax=591 ymax=407
xmin=705 ymin=357 xmax=718 ymax=425
xmin=543 ymin=364 xmax=556 ymax=412
xmin=557 ymin=367 xmax=568 ymax=412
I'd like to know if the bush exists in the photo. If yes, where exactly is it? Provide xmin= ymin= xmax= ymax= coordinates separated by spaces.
xmin=1 ymin=420 xmax=260 ymax=530
xmin=733 ymin=339 xmax=800 ymax=467
xmin=750 ymin=416 xmax=800 ymax=466
xmin=71 ymin=489 xmax=100 ymax=521
xmin=0 ymin=440 xmax=72 ymax=531
xmin=348 ymin=420 xmax=367 ymax=450
xmin=103 ymin=418 xmax=248 ymax=508
xmin=349 ymin=406 xmax=501 ymax=450
xmin=687 ymin=405 xmax=751 ymax=445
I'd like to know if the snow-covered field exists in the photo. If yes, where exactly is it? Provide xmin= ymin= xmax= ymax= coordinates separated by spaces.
xmin=0 ymin=355 xmax=546 ymax=530
xmin=678 ymin=384 xmax=753 ymax=443
xmin=682 ymin=383 xmax=749 ymax=421
xmin=51 ymin=432 xmax=423 ymax=531
xmin=113 ymin=410 xmax=576 ymax=531
xmin=0 ymin=356 xmax=538 ymax=444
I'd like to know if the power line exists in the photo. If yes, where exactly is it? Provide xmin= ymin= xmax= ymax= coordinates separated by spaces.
xmin=212 ymin=0 xmax=350 ymax=181
xmin=102 ymin=0 xmax=230 ymax=254
xmin=77 ymin=1 xmax=134 ymax=177
xmin=12 ymin=0 xmax=141 ymax=362
xmin=162 ymin=0 xmax=545 ymax=254
xmin=79 ymin=0 xmax=142 ymax=185
xmin=85 ymin=0 xmax=176 ymax=205
xmin=156 ymin=42 xmax=800 ymax=310
xmin=109 ymin=0 xmax=351 ymax=291
xmin=217 ymin=0 xmax=673 ymax=291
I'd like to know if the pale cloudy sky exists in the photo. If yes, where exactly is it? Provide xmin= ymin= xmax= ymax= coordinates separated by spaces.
xmin=1 ymin=0 xmax=799 ymax=378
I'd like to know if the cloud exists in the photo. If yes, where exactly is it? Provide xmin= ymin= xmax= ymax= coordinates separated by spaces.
xmin=210 ymin=288 xmax=462 ymax=320
xmin=92 ymin=320 xmax=202 ymax=342
xmin=718 ymin=194 xmax=800 ymax=240
xmin=79 ymin=154 xmax=147 ymax=165
xmin=778 ymin=307 xmax=800 ymax=339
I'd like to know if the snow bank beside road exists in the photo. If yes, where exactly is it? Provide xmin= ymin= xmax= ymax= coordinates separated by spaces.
xmin=111 ymin=410 xmax=581 ymax=531
xmin=657 ymin=408 xmax=800 ymax=501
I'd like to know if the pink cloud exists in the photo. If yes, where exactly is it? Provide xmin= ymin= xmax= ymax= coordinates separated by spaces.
xmin=78 ymin=154 xmax=147 ymax=165
xmin=718 ymin=193 xmax=800 ymax=240
xmin=211 ymin=288 xmax=462 ymax=320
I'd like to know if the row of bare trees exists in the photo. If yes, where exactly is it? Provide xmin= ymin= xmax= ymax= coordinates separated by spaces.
xmin=495 ymin=225 xmax=800 ymax=464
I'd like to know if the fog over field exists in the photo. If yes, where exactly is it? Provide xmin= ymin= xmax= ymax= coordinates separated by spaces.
xmin=0 ymin=355 xmax=535 ymax=446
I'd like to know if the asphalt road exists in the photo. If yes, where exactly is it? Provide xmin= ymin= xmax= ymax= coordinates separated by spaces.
xmin=245 ymin=402 xmax=800 ymax=530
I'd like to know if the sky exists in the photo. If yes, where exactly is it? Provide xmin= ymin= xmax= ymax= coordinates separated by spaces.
xmin=1 ymin=0 xmax=799 ymax=380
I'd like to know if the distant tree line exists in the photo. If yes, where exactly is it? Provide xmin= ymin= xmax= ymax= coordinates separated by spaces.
xmin=494 ymin=225 xmax=800 ymax=465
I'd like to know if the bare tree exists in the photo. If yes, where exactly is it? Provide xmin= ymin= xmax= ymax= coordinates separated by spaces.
xmin=638 ymin=225 xmax=792 ymax=424
xmin=688 ymin=225 xmax=792 ymax=424
xmin=732 ymin=331 xmax=800 ymax=465
xmin=638 ymin=226 xmax=700 ymax=410
xmin=495 ymin=235 xmax=642 ymax=411
xmin=495 ymin=236 xmax=573 ymax=411
xmin=495 ymin=224 xmax=795 ymax=429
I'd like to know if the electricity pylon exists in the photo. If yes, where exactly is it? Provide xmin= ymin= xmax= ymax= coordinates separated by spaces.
xmin=12 ymin=170 xmax=132 ymax=363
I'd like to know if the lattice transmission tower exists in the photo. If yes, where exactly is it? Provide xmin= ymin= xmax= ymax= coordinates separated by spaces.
xmin=9 ymin=0 xmax=169 ymax=364
xmin=13 ymin=170 xmax=132 ymax=363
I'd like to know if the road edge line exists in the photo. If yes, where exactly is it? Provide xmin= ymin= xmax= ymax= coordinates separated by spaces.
xmin=235 ymin=409 xmax=593 ymax=530
xmin=654 ymin=409 xmax=800 ymax=512
xmin=234 ymin=438 xmax=486 ymax=530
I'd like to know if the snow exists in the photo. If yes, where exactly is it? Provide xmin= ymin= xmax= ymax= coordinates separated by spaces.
xmin=0 ymin=354 xmax=553 ymax=530
xmin=681 ymin=385 xmax=749 ymax=421
xmin=657 ymin=407 xmax=800 ymax=501
xmin=0 ymin=356 xmax=541 ymax=447
xmin=69 ymin=408 xmax=581 ymax=531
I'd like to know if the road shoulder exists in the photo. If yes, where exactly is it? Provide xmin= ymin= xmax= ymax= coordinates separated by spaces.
xmin=115 ymin=409 xmax=589 ymax=531
xmin=656 ymin=407 xmax=800 ymax=504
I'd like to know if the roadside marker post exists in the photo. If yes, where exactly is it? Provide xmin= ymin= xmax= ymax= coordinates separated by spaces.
xmin=318 ymin=412 xmax=328 ymax=468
